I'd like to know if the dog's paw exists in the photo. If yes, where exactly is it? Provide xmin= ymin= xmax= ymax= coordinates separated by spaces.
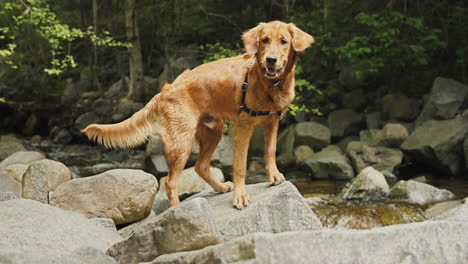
xmin=218 ymin=181 xmax=234 ymax=193
xmin=268 ymin=172 xmax=285 ymax=185
xmin=233 ymin=188 xmax=250 ymax=209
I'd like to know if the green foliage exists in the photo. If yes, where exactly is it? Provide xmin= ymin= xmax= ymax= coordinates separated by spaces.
xmin=335 ymin=11 xmax=445 ymax=79
xmin=200 ymin=43 xmax=243 ymax=63
xmin=0 ymin=0 xmax=129 ymax=75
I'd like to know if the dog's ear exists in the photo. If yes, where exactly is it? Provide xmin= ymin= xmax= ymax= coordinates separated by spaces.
xmin=288 ymin=23 xmax=314 ymax=52
xmin=242 ymin=24 xmax=263 ymax=55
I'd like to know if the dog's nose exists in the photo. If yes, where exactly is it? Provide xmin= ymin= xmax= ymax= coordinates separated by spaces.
xmin=266 ymin=55 xmax=277 ymax=65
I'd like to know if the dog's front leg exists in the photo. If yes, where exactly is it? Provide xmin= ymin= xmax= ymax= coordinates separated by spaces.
xmin=232 ymin=122 xmax=255 ymax=209
xmin=264 ymin=118 xmax=285 ymax=185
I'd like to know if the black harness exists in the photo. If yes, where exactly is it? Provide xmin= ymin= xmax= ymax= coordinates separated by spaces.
xmin=239 ymin=71 xmax=283 ymax=118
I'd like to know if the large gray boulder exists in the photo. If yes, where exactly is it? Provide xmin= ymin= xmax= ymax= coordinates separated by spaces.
xmin=50 ymin=169 xmax=158 ymax=224
xmin=346 ymin=141 xmax=403 ymax=174
xmin=187 ymin=181 xmax=322 ymax=241
xmin=107 ymin=198 xmax=222 ymax=264
xmin=152 ymin=166 xmax=225 ymax=214
xmin=0 ymin=199 xmax=122 ymax=259
xmin=0 ymin=246 xmax=117 ymax=264
xmin=416 ymin=77 xmax=468 ymax=125
xmin=0 ymin=151 xmax=46 ymax=169
xmin=303 ymin=150 xmax=354 ymax=180
xmin=401 ymin=119 xmax=468 ymax=176
xmin=389 ymin=180 xmax=455 ymax=206
xmin=381 ymin=93 xmax=421 ymax=121
xmin=148 ymin=220 xmax=468 ymax=264
xmin=0 ymin=134 xmax=26 ymax=161
xmin=339 ymin=167 xmax=390 ymax=201
xmin=294 ymin=122 xmax=331 ymax=151
xmin=328 ymin=109 xmax=362 ymax=138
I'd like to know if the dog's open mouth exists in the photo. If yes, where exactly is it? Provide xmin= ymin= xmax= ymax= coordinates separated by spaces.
xmin=264 ymin=66 xmax=284 ymax=78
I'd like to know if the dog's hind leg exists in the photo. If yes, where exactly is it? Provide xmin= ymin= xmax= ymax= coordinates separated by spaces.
xmin=194 ymin=117 xmax=234 ymax=193
xmin=159 ymin=104 xmax=198 ymax=207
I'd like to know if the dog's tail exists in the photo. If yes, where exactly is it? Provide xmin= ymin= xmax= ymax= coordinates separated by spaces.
xmin=82 ymin=85 xmax=168 ymax=148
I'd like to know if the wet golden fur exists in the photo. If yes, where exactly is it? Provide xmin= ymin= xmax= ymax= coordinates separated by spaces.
xmin=83 ymin=21 xmax=314 ymax=209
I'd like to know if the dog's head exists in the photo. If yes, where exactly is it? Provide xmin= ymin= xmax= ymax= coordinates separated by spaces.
xmin=242 ymin=21 xmax=314 ymax=79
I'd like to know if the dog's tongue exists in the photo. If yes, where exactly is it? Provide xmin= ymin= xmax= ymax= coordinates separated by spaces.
xmin=267 ymin=67 xmax=276 ymax=74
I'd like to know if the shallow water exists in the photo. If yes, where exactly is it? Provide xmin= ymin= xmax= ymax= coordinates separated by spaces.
xmin=291 ymin=178 xmax=468 ymax=199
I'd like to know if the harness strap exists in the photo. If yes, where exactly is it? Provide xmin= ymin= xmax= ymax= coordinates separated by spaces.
xmin=240 ymin=71 xmax=283 ymax=118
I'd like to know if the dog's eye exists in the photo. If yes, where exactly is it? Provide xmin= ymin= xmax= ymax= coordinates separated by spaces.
xmin=262 ymin=38 xmax=269 ymax=44
xmin=280 ymin=39 xmax=288 ymax=45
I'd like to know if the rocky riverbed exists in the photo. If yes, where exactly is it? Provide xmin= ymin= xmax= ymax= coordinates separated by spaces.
xmin=1 ymin=76 xmax=468 ymax=263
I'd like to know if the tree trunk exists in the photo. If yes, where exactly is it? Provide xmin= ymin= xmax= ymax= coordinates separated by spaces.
xmin=125 ymin=0 xmax=144 ymax=102
xmin=92 ymin=0 xmax=102 ymax=92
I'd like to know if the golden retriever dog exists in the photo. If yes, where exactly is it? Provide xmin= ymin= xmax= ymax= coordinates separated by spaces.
xmin=83 ymin=21 xmax=314 ymax=209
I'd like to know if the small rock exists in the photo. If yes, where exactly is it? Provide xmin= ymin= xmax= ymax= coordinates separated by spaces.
xmin=112 ymin=101 xmax=144 ymax=122
xmin=22 ymin=163 xmax=49 ymax=203
xmin=75 ymin=112 xmax=101 ymax=131
xmin=145 ymin=154 xmax=169 ymax=177
xmin=30 ymin=135 xmax=42 ymax=144
xmin=365 ymin=112 xmax=381 ymax=129
xmin=339 ymin=167 xmax=390 ymax=201
xmin=381 ymin=170 xmax=398 ymax=185
xmin=0 ymin=151 xmax=46 ymax=169
xmin=0 ymin=164 xmax=28 ymax=195
xmin=53 ymin=129 xmax=73 ymax=144
xmin=293 ymin=145 xmax=314 ymax=164
xmin=379 ymin=123 xmax=408 ymax=147
xmin=304 ymin=150 xmax=354 ymax=180
xmin=30 ymin=159 xmax=72 ymax=191
xmin=328 ymin=109 xmax=362 ymax=138
xmin=411 ymin=176 xmax=428 ymax=183
xmin=381 ymin=93 xmax=421 ymax=122
xmin=276 ymin=152 xmax=296 ymax=170
xmin=342 ymin=88 xmax=366 ymax=111
xmin=191 ymin=135 xmax=234 ymax=169
xmin=107 ymin=198 xmax=222 ymax=264
xmin=51 ymin=169 xmax=158 ymax=224
xmin=389 ymin=180 xmax=455 ymax=206
xmin=346 ymin=142 xmax=403 ymax=174
xmin=22 ymin=114 xmax=39 ymax=136
xmin=294 ymin=122 xmax=331 ymax=150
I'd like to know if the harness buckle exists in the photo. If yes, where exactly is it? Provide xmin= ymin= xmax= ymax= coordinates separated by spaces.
xmin=242 ymin=82 xmax=248 ymax=91
xmin=249 ymin=109 xmax=258 ymax=117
